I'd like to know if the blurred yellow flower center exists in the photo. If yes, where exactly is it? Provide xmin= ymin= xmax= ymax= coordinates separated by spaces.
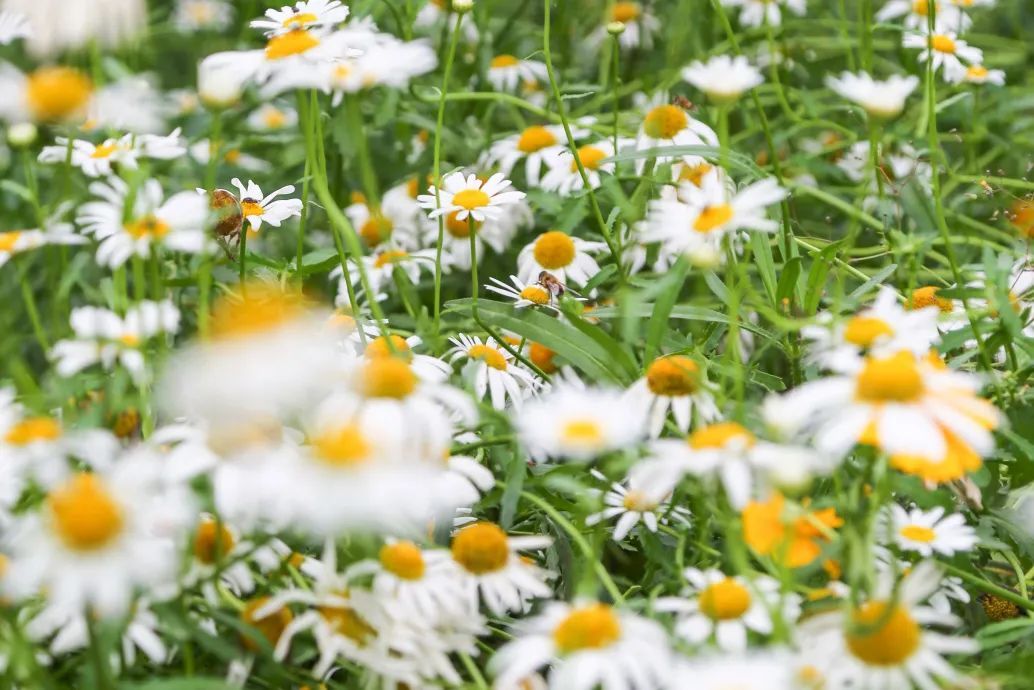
xmin=283 ymin=11 xmax=318 ymax=27
xmin=263 ymin=108 xmax=288 ymax=129
xmin=0 ymin=231 xmax=22 ymax=253
xmin=622 ymin=490 xmax=658 ymax=512
xmin=242 ymin=597 xmax=293 ymax=650
xmin=91 ymin=142 xmax=119 ymax=159
xmin=48 ymin=473 xmax=124 ymax=551
xmin=451 ymin=522 xmax=510 ymax=574
xmin=610 ymin=2 xmax=641 ymax=22
xmin=646 ymin=355 xmax=701 ymax=396
xmin=855 ymin=352 xmax=924 ymax=403
xmin=469 ymin=344 xmax=508 ymax=370
xmin=452 ymin=189 xmax=491 ymax=210
xmin=491 ymin=54 xmax=520 ymax=68
xmin=124 ymin=215 xmax=170 ymax=240
xmin=360 ymin=213 xmax=393 ymax=247
xmin=210 ymin=285 xmax=302 ymax=339
xmin=843 ymin=316 xmax=894 ymax=347
xmin=694 ymin=204 xmax=734 ymax=233
xmin=520 ymin=285 xmax=551 ymax=304
xmin=930 ymin=34 xmax=956 ymax=54
xmin=361 ymin=357 xmax=417 ymax=399
xmin=374 ymin=249 xmax=408 ymax=268
xmin=265 ymin=28 xmax=320 ymax=59
xmin=379 ymin=541 xmax=426 ymax=580
xmin=845 ymin=602 xmax=921 ymax=665
xmin=366 ymin=335 xmax=412 ymax=360
xmin=689 ymin=422 xmax=755 ymax=450
xmin=312 ymin=424 xmax=371 ymax=467
xmin=517 ymin=125 xmax=558 ymax=153
xmin=533 ymin=231 xmax=576 ymax=269
xmin=119 ymin=333 xmax=140 ymax=347
xmin=966 ymin=65 xmax=988 ymax=79
xmin=26 ymin=66 xmax=93 ymax=122
xmin=699 ymin=578 xmax=752 ymax=620
xmin=530 ymin=342 xmax=559 ymax=373
xmin=446 ymin=210 xmax=481 ymax=237
xmin=561 ymin=419 xmax=605 ymax=449
xmin=643 ymin=104 xmax=688 ymax=139
xmin=240 ymin=199 xmax=263 ymax=218
xmin=553 ymin=604 xmax=622 ymax=653
xmin=5 ymin=417 xmax=61 ymax=445
xmin=912 ymin=0 xmax=930 ymax=14
xmin=679 ymin=162 xmax=713 ymax=187
xmin=908 ymin=286 xmax=953 ymax=313
xmin=320 ymin=605 xmax=376 ymax=645
xmin=194 ymin=518 xmax=235 ymax=564
xmin=899 ymin=524 xmax=936 ymax=542
xmin=572 ymin=145 xmax=607 ymax=172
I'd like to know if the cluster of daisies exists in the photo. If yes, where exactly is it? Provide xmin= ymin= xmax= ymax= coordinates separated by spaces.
xmin=0 ymin=0 xmax=1030 ymax=689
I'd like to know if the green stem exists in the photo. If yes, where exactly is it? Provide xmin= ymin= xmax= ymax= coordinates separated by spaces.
xmin=943 ymin=564 xmax=1034 ymax=613
xmin=17 ymin=257 xmax=49 ymax=352
xmin=346 ymin=94 xmax=381 ymax=206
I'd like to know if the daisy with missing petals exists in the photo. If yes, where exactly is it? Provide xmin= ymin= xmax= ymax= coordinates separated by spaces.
xmin=656 ymin=568 xmax=799 ymax=652
xmin=642 ymin=174 xmax=787 ymax=267
xmin=517 ymin=381 xmax=646 ymax=462
xmin=77 ymin=177 xmax=209 ymax=268
xmin=486 ymin=275 xmax=562 ymax=312
xmin=721 ymin=0 xmax=806 ymax=28
xmin=682 ymin=55 xmax=763 ymax=104
xmin=903 ymin=31 xmax=983 ymax=83
xmin=229 ymin=178 xmax=303 ymax=233
xmin=958 ymin=63 xmax=1006 ymax=86
xmin=585 ymin=469 xmax=691 ymax=542
xmin=417 ymin=172 xmax=526 ymax=225
xmin=450 ymin=521 xmax=553 ymax=616
xmin=626 ymin=354 xmax=720 ymax=437
xmin=882 ymin=504 xmax=978 ymax=557
xmin=540 ymin=139 xmax=629 ymax=196
xmin=482 ymin=124 xmax=572 ymax=186
xmin=0 ymin=212 xmax=84 ymax=269
xmin=825 ymin=72 xmax=919 ymax=119
xmin=447 ymin=335 xmax=538 ymax=411
xmin=246 ymin=102 xmax=298 ymax=131
xmin=636 ymin=96 xmax=718 ymax=166
xmin=796 ymin=561 xmax=978 ymax=690
xmin=250 ymin=0 xmax=349 ymax=35
xmin=763 ymin=350 xmax=1002 ymax=483
xmin=516 ymin=230 xmax=607 ymax=286
xmin=486 ymin=54 xmax=547 ymax=91
xmin=491 ymin=600 xmax=671 ymax=690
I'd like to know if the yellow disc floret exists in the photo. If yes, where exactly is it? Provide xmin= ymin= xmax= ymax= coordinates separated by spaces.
xmin=533 ymin=231 xmax=576 ymax=270
xmin=553 ymin=604 xmax=622 ymax=654
xmin=646 ymin=355 xmax=701 ymax=396
xmin=360 ymin=358 xmax=417 ymax=399
xmin=643 ymin=104 xmax=688 ymax=140
xmin=48 ymin=473 xmax=124 ymax=551
xmin=451 ymin=522 xmax=510 ymax=574
xmin=689 ymin=422 xmax=755 ymax=450
xmin=845 ymin=602 xmax=921 ymax=666
xmin=855 ymin=352 xmax=925 ymax=403
xmin=379 ymin=541 xmax=426 ymax=580
xmin=26 ymin=66 xmax=93 ymax=122
xmin=698 ymin=578 xmax=752 ymax=620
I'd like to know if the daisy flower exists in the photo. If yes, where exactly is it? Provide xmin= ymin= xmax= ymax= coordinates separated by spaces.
xmin=184 ymin=516 xmax=291 ymax=600
xmin=903 ymin=31 xmax=983 ymax=83
xmin=3 ymin=0 xmax=144 ymax=58
xmin=958 ymin=63 xmax=1006 ymax=86
xmin=423 ymin=194 xmax=532 ymax=271
xmin=0 ymin=213 xmax=84 ymax=269
xmin=517 ymin=381 xmax=645 ymax=462
xmin=625 ymin=354 xmax=720 ymax=437
xmin=417 ymin=172 xmax=526 ymax=224
xmin=762 ymin=350 xmax=1002 ymax=483
xmin=882 ymin=504 xmax=978 ymax=557
xmin=876 ymin=0 xmax=970 ymax=32
xmin=0 ymin=63 xmax=93 ymax=124
xmin=540 ymin=139 xmax=629 ymax=196
xmin=0 ymin=11 xmax=31 ymax=45
xmin=450 ymin=521 xmax=553 ymax=616
xmin=682 ymin=55 xmax=764 ymax=103
xmin=486 ymin=274 xmax=563 ymax=312
xmin=246 ymin=102 xmax=298 ymax=131
xmin=38 ymin=135 xmax=136 ymax=178
xmin=585 ymin=469 xmax=691 ymax=541
xmin=358 ymin=333 xmax=453 ymax=383
xmin=447 ymin=334 xmax=539 ymax=411
xmin=656 ymin=568 xmax=799 ymax=651
xmin=487 ymin=54 xmax=547 ymax=91
xmin=641 ymin=173 xmax=787 ymax=267
xmin=332 ymin=247 xmax=438 ymax=305
xmin=825 ymin=71 xmax=920 ymax=119
xmin=516 ymin=230 xmax=607 ymax=286
xmin=229 ymin=177 xmax=303 ymax=232
xmin=325 ymin=36 xmax=437 ymax=99
xmin=490 ymin=600 xmax=671 ymax=690
xmin=596 ymin=2 xmax=661 ymax=51
xmin=250 ymin=0 xmax=349 ymax=35
xmin=173 ymin=0 xmax=233 ymax=31
xmin=795 ymin=561 xmax=978 ymax=690
xmin=76 ymin=177 xmax=209 ymax=268
xmin=722 ymin=0 xmax=807 ymax=28
xmin=482 ymin=124 xmax=572 ymax=186
xmin=27 ymin=598 xmax=169 ymax=667
xmin=414 ymin=0 xmax=479 ymax=44
xmin=189 ymin=139 xmax=271 ymax=172
xmin=51 ymin=300 xmax=180 ymax=383
xmin=636 ymin=96 xmax=718 ymax=166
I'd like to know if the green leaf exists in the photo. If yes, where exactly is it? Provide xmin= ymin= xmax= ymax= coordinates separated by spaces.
xmin=775 ymin=257 xmax=802 ymax=305
xmin=645 ymin=259 xmax=689 ymax=362
xmin=848 ymin=263 xmax=898 ymax=300
xmin=751 ymin=233 xmax=778 ymax=303
xmin=295 ymin=247 xmax=339 ymax=276
xmin=119 ymin=679 xmax=232 ymax=690
xmin=978 ymin=617 xmax=1034 ymax=649
xmin=589 ymin=304 xmax=776 ymax=341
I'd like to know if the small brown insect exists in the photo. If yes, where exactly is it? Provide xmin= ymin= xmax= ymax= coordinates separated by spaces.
xmin=536 ymin=270 xmax=577 ymax=304
xmin=208 ymin=188 xmax=244 ymax=242
xmin=671 ymin=95 xmax=695 ymax=111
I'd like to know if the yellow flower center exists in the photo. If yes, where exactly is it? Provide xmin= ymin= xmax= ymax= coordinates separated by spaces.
xmin=118 ymin=333 xmax=140 ymax=347
xmin=48 ymin=473 xmax=124 ymax=551
xmin=698 ymin=578 xmax=752 ymax=620
xmin=360 ymin=213 xmax=393 ymax=247
xmin=966 ymin=65 xmax=988 ymax=80
xmin=519 ymin=285 xmax=551 ymax=304
xmin=468 ymin=344 xmax=508 ymax=370
xmin=572 ymin=145 xmax=608 ymax=172
xmin=451 ymin=522 xmax=510 ymax=574
xmin=643 ymin=104 xmax=689 ymax=140
xmin=283 ymin=11 xmax=318 ymax=27
xmin=240 ymin=199 xmax=263 ymax=218
xmin=311 ymin=424 xmax=371 ymax=467
xmin=361 ymin=357 xmax=417 ymax=399
xmin=320 ymin=604 xmax=376 ymax=645
xmin=241 ymin=597 xmax=293 ymax=651
xmin=210 ymin=284 xmax=303 ymax=339
xmin=533 ymin=230 xmax=576 ymax=270
xmin=265 ymin=28 xmax=320 ymax=60
xmin=91 ymin=142 xmax=119 ymax=159
xmin=366 ymin=335 xmax=413 ymax=361
xmin=445 ymin=210 xmax=481 ymax=238
xmin=26 ymin=66 xmax=93 ymax=122
xmin=845 ymin=602 xmax=921 ymax=666
xmin=0 ymin=231 xmax=22 ymax=253
xmin=194 ymin=518 xmax=235 ymax=564
xmin=530 ymin=342 xmax=559 ymax=373
xmin=693 ymin=204 xmax=734 ymax=233
xmin=912 ymin=0 xmax=930 ymax=15
xmin=452 ymin=189 xmax=491 ymax=211
xmin=645 ymin=355 xmax=701 ymax=396
xmin=553 ymin=604 xmax=622 ymax=654
xmin=689 ymin=422 xmax=755 ymax=450
xmin=930 ymin=34 xmax=957 ymax=54
xmin=561 ymin=419 xmax=605 ymax=450
xmin=517 ymin=125 xmax=558 ymax=153
xmin=622 ymin=490 xmax=658 ymax=512
xmin=379 ymin=541 xmax=426 ymax=580
xmin=124 ymin=215 xmax=171 ymax=240
xmin=899 ymin=524 xmax=936 ymax=542
xmin=610 ymin=2 xmax=641 ymax=22
xmin=679 ymin=162 xmax=713 ymax=187
xmin=491 ymin=54 xmax=520 ymax=68
xmin=843 ymin=316 xmax=894 ymax=348
xmin=855 ymin=352 xmax=925 ymax=403
xmin=262 ymin=108 xmax=288 ymax=129
xmin=5 ymin=417 xmax=62 ymax=445
xmin=908 ymin=286 xmax=953 ymax=313
xmin=374 ymin=249 xmax=408 ymax=268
